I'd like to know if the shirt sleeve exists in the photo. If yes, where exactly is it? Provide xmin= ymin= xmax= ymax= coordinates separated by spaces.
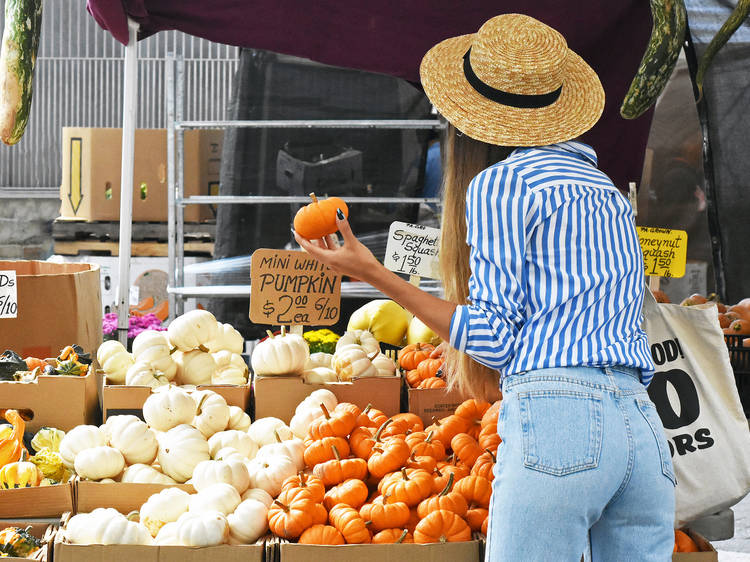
xmin=449 ymin=164 xmax=527 ymax=372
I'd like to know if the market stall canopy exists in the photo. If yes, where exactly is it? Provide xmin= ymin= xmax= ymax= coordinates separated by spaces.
xmin=86 ymin=0 xmax=655 ymax=190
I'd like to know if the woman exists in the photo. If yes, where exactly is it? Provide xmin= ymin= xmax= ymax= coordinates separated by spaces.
xmin=294 ymin=14 xmax=675 ymax=561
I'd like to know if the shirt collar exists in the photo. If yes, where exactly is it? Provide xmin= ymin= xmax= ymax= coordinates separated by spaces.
xmin=511 ymin=141 xmax=598 ymax=167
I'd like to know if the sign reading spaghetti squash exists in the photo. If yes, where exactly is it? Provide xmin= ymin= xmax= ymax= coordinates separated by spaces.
xmin=250 ymin=249 xmax=341 ymax=326
xmin=637 ymin=227 xmax=687 ymax=278
xmin=384 ymin=222 xmax=441 ymax=279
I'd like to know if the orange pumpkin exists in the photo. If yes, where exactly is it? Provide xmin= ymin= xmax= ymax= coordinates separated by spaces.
xmin=24 ymin=357 xmax=46 ymax=372
xmin=390 ymin=413 xmax=424 ymax=433
xmin=356 ymin=404 xmax=388 ymax=429
xmin=304 ymin=436 xmax=351 ymax=467
xmin=309 ymin=403 xmax=357 ymax=440
xmin=432 ymin=464 xmax=470 ymax=494
xmin=0 ymin=410 xmax=27 ymax=468
xmin=268 ymin=491 xmax=315 ymax=539
xmin=323 ymin=478 xmax=369 ymax=510
xmin=329 ymin=505 xmax=371 ymax=544
xmin=413 ymin=509 xmax=472 ymax=543
xmin=481 ymin=400 xmax=502 ymax=429
xmin=367 ymin=438 xmax=410 ymax=478
xmin=280 ymin=472 xmax=326 ymax=503
xmin=313 ymin=445 xmax=368 ymax=487
xmin=417 ymin=472 xmax=468 ymax=519
xmin=724 ymin=319 xmax=750 ymax=335
xmin=406 ymin=451 xmax=437 ymax=473
xmin=418 ymin=377 xmax=447 ymax=389
xmin=406 ymin=369 xmax=425 ymax=388
xmin=398 ymin=343 xmax=435 ymax=370
xmin=455 ymin=399 xmax=491 ymax=439
xmin=454 ymin=475 xmax=492 ymax=509
xmin=311 ymin=503 xmax=329 ymax=525
xmin=416 ymin=358 xmax=444 ymax=381
xmin=477 ymin=424 xmax=501 ymax=453
xmin=372 ymin=528 xmax=413 ymax=544
xmin=293 ymin=194 xmax=349 ymax=240
xmin=379 ymin=417 xmax=410 ymax=440
xmin=471 ymin=450 xmax=496 ymax=481
xmin=674 ymin=529 xmax=700 ymax=552
xmin=481 ymin=516 xmax=488 ymax=535
xmin=465 ymin=507 xmax=489 ymax=532
xmin=425 ymin=415 xmax=469 ymax=445
xmin=380 ymin=468 xmax=433 ymax=507
xmin=359 ymin=494 xmax=410 ymax=531
xmin=299 ymin=524 xmax=345 ymax=545
xmin=406 ymin=430 xmax=446 ymax=460
xmin=451 ymin=433 xmax=483 ymax=467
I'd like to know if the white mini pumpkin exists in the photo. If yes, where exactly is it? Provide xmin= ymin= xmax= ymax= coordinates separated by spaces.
xmin=206 ymin=322 xmax=244 ymax=354
xmin=143 ymin=386 xmax=196 ymax=432
xmin=96 ymin=340 xmax=134 ymax=384
xmin=175 ymin=510 xmax=229 ymax=547
xmin=294 ymin=389 xmax=338 ymax=416
xmin=168 ymin=309 xmax=219 ymax=352
xmin=247 ymin=417 xmax=293 ymax=447
xmin=65 ymin=508 xmax=122 ymax=544
xmin=290 ymin=407 xmax=325 ymax=439
xmin=226 ymin=406 xmax=251 ymax=432
xmin=214 ymin=447 xmax=243 ymax=461
xmin=59 ymin=425 xmax=106 ymax=469
xmin=240 ymin=487 xmax=273 ymax=508
xmin=227 ymin=499 xmax=268 ymax=544
xmin=301 ymin=366 xmax=338 ymax=384
xmin=245 ymin=455 xmax=296 ymax=497
xmin=192 ymin=390 xmax=231 ymax=438
xmin=250 ymin=328 xmax=309 ymax=376
xmin=175 ymin=350 xmax=216 ymax=386
xmin=105 ymin=416 xmax=158 ymax=465
xmin=154 ymin=521 xmax=180 ymax=545
xmin=208 ymin=430 xmax=257 ymax=460
xmin=157 ymin=424 xmax=210 ymax=483
xmin=333 ymin=346 xmax=377 ymax=381
xmin=72 ymin=511 xmax=153 ymax=545
xmin=211 ymin=350 xmax=248 ymax=386
xmin=192 ymin=458 xmax=250 ymax=494
xmin=335 ymin=329 xmax=380 ymax=355
xmin=255 ymin=437 xmax=305 ymax=471
xmin=125 ymin=361 xmax=170 ymax=389
xmin=305 ymin=352 xmax=334 ymax=370
xmin=140 ymin=487 xmax=191 ymax=537
xmin=188 ymin=482 xmax=241 ymax=515
xmin=132 ymin=330 xmax=177 ymax=381
xmin=74 ymin=446 xmax=125 ymax=480
xmin=119 ymin=463 xmax=176 ymax=485
xmin=371 ymin=352 xmax=397 ymax=377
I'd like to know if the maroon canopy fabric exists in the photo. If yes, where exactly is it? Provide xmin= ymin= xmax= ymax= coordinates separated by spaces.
xmin=87 ymin=0 xmax=654 ymax=189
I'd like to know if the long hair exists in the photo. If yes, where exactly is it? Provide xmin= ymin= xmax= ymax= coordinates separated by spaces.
xmin=439 ymin=124 xmax=514 ymax=399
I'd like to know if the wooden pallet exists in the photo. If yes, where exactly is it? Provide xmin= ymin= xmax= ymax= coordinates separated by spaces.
xmin=52 ymin=220 xmax=215 ymax=243
xmin=53 ymin=239 xmax=214 ymax=257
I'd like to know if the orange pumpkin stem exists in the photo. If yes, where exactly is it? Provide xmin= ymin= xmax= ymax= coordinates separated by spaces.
xmin=331 ymin=444 xmax=341 ymax=462
xmin=320 ymin=403 xmax=331 ymax=419
xmin=401 ymin=468 xmax=409 ymax=481
xmin=485 ymin=449 xmax=497 ymax=463
xmin=425 ymin=430 xmax=435 ymax=443
xmin=396 ymin=529 xmax=409 ymax=543
xmin=374 ymin=419 xmax=392 ymax=441
xmin=362 ymin=404 xmax=372 ymax=415
xmin=439 ymin=472 xmax=455 ymax=496
xmin=434 ymin=467 xmax=443 ymax=477
xmin=309 ymin=192 xmax=319 ymax=204
xmin=273 ymin=499 xmax=289 ymax=512
xmin=298 ymin=472 xmax=307 ymax=487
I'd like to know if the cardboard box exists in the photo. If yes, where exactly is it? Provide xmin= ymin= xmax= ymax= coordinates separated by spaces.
xmin=673 ymin=528 xmax=718 ymax=561
xmin=0 ymin=519 xmax=55 ymax=561
xmin=407 ymin=387 xmax=469 ymax=426
xmin=0 ymin=261 xmax=102 ymax=360
xmin=74 ymin=481 xmax=194 ymax=514
xmin=279 ymin=540 xmax=482 ymax=562
xmin=54 ymin=533 xmax=264 ymax=562
xmin=0 ymin=371 xmax=99 ymax=433
xmin=101 ymin=383 xmax=251 ymax=422
xmin=253 ymin=375 xmax=401 ymax=423
xmin=0 ymin=483 xmax=74 ymax=518
xmin=59 ymin=128 xmax=222 ymax=223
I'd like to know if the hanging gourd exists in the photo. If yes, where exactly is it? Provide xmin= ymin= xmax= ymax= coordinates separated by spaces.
xmin=293 ymin=192 xmax=348 ymax=240
xmin=0 ymin=409 xmax=27 ymax=468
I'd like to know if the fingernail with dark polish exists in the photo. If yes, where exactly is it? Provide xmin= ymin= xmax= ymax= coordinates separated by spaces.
xmin=336 ymin=208 xmax=344 ymax=220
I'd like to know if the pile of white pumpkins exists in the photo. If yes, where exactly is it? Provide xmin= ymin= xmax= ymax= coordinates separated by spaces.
xmin=251 ymin=326 xmax=397 ymax=384
xmin=62 ymin=388 xmax=342 ymax=547
xmin=96 ymin=310 xmax=248 ymax=388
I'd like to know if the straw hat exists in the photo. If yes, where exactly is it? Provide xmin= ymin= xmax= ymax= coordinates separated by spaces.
xmin=420 ymin=14 xmax=605 ymax=147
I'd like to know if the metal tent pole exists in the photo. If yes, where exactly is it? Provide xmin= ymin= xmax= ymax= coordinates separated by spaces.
xmin=166 ymin=53 xmax=176 ymax=321
xmin=116 ymin=19 xmax=139 ymax=345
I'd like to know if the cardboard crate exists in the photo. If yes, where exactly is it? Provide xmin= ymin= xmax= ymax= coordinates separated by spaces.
xmin=0 ymin=519 xmax=55 ymax=561
xmin=406 ymin=386 xmax=469 ymax=426
xmin=74 ymin=480 xmax=194 ymax=514
xmin=279 ymin=540 xmax=482 ymax=562
xmin=673 ymin=528 xmax=718 ymax=561
xmin=59 ymin=128 xmax=222 ymax=223
xmin=253 ymin=375 xmax=401 ymax=423
xmin=0 ymin=371 xmax=99 ymax=433
xmin=0 ymin=261 xmax=102 ymax=360
xmin=0 ymin=484 xmax=74 ymax=519
xmin=101 ymin=383 xmax=251 ymax=422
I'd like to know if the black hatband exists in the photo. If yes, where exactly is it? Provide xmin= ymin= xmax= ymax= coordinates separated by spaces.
xmin=462 ymin=48 xmax=562 ymax=109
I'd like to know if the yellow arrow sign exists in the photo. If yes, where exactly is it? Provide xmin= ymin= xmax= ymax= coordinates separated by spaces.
xmin=68 ymin=137 xmax=83 ymax=214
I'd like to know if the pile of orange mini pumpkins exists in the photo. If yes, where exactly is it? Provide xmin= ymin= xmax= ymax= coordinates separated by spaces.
xmin=269 ymin=397 xmax=500 ymax=544
xmin=399 ymin=343 xmax=446 ymax=389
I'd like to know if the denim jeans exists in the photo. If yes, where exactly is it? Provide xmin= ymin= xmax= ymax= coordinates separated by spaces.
xmin=485 ymin=366 xmax=676 ymax=561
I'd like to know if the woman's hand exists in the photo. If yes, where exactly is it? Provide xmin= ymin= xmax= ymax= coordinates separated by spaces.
xmin=292 ymin=211 xmax=382 ymax=281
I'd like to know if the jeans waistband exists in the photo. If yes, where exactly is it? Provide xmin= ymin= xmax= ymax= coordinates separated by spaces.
xmin=502 ymin=365 xmax=645 ymax=394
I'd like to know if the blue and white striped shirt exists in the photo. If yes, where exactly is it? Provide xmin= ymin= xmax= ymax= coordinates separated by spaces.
xmin=449 ymin=141 xmax=655 ymax=386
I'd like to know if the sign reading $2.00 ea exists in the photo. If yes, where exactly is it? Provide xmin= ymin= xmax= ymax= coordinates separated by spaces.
xmin=0 ymin=271 xmax=18 ymax=318
xmin=250 ymin=249 xmax=341 ymax=326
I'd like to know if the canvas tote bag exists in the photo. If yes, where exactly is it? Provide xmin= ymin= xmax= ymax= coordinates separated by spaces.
xmin=641 ymin=289 xmax=750 ymax=524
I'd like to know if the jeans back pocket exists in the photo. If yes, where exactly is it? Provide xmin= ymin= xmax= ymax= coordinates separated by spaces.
xmin=636 ymin=398 xmax=677 ymax=486
xmin=519 ymin=390 xmax=603 ymax=476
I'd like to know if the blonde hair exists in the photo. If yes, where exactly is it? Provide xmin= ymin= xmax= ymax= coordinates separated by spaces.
xmin=439 ymin=124 xmax=514 ymax=399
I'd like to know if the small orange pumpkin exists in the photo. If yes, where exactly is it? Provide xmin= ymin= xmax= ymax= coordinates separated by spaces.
xmin=280 ymin=472 xmax=326 ymax=503
xmin=432 ymin=463 xmax=471 ymax=494
xmin=416 ymin=358 xmax=444 ymax=381
xmin=417 ymin=472 xmax=468 ymax=518
xmin=413 ymin=509 xmax=471 ymax=543
xmin=359 ymin=494 xmax=410 ymax=531
xmin=329 ymin=504 xmax=372 ymax=544
xmin=304 ymin=436 xmax=351 ymax=467
xmin=367 ymin=439 xmax=410 ymax=478
xmin=390 ymin=413 xmax=424 ymax=433
xmin=455 ymin=399 xmax=491 ymax=439
xmin=323 ymin=478 xmax=369 ymax=510
xmin=268 ymin=490 xmax=315 ymax=539
xmin=406 ymin=369 xmax=425 ymax=388
xmin=293 ymin=193 xmax=349 ymax=240
xmin=372 ymin=528 xmax=413 ymax=544
xmin=379 ymin=468 xmax=433 ymax=507
xmin=311 ymin=503 xmax=329 ymax=525
xmin=356 ymin=404 xmax=388 ymax=429
xmin=406 ymin=451 xmax=437 ymax=473
xmin=309 ymin=403 xmax=357 ymax=440
xmin=426 ymin=415 xmax=469 ymax=446
xmin=398 ymin=343 xmax=435 ymax=370
xmin=418 ymin=377 xmax=447 ymax=389
xmin=466 ymin=506 xmax=489 ymax=531
xmin=471 ymin=450 xmax=496 ymax=481
xmin=406 ymin=430 xmax=446 ymax=460
xmin=454 ymin=474 xmax=492 ymax=509
xmin=313 ymin=445 xmax=368 ymax=487
xmin=481 ymin=400 xmax=502 ymax=429
xmin=451 ymin=433 xmax=483 ymax=467
xmin=299 ymin=524 xmax=345 ymax=545
xmin=477 ymin=424 xmax=501 ymax=453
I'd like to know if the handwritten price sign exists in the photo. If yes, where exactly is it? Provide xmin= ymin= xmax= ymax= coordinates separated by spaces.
xmin=0 ymin=271 xmax=18 ymax=318
xmin=637 ymin=227 xmax=687 ymax=278
xmin=250 ymin=249 xmax=341 ymax=326
xmin=383 ymin=222 xmax=441 ymax=279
